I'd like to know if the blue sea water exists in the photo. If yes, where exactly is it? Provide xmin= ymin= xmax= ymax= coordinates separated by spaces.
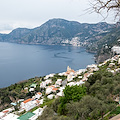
xmin=0 ymin=42 xmax=95 ymax=88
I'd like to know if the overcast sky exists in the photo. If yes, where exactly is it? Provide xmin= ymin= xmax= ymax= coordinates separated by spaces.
xmin=0 ymin=0 xmax=116 ymax=33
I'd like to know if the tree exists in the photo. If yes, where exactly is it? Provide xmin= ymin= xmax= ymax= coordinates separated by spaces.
xmin=66 ymin=95 xmax=110 ymax=120
xmin=35 ymin=85 xmax=40 ymax=92
xmin=37 ymin=107 xmax=54 ymax=120
xmin=58 ymin=85 xmax=86 ymax=115
xmin=63 ymin=85 xmax=86 ymax=102
xmin=90 ymin=0 xmax=120 ymax=20
xmin=3 ymin=97 xmax=12 ymax=103
xmin=51 ymin=97 xmax=61 ymax=112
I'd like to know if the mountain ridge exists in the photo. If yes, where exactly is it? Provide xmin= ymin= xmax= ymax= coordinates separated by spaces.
xmin=0 ymin=18 xmax=115 ymax=46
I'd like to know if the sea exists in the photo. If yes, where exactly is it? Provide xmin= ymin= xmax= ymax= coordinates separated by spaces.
xmin=0 ymin=42 xmax=95 ymax=88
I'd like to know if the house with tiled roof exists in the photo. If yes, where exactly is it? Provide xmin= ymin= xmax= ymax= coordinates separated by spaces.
xmin=46 ymin=86 xmax=53 ymax=95
xmin=46 ymin=86 xmax=58 ymax=95
xmin=20 ymin=98 xmax=37 ymax=111
xmin=35 ymin=92 xmax=42 ymax=99
xmin=52 ymin=87 xmax=58 ymax=93
xmin=0 ymin=107 xmax=15 ymax=119
xmin=1 ymin=113 xmax=19 ymax=120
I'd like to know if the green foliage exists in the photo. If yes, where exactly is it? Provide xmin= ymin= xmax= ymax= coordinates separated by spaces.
xmin=40 ymin=98 xmax=55 ymax=108
xmin=0 ymin=76 xmax=43 ymax=111
xmin=63 ymin=85 xmax=86 ymax=102
xmin=37 ymin=107 xmax=71 ymax=120
xmin=30 ymin=106 xmax=39 ymax=112
xmin=110 ymin=106 xmax=120 ymax=115
xmin=35 ymin=85 xmax=40 ymax=92
xmin=37 ymin=107 xmax=54 ymax=120
xmin=87 ymin=72 xmax=102 ymax=86
xmin=104 ymin=106 xmax=120 ymax=119
xmin=3 ymin=97 xmax=12 ymax=103
xmin=66 ymin=95 xmax=113 ymax=120
xmin=58 ymin=85 xmax=86 ymax=115
xmin=51 ymin=97 xmax=61 ymax=112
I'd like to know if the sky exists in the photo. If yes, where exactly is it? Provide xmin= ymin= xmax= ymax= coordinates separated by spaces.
xmin=0 ymin=0 xmax=116 ymax=34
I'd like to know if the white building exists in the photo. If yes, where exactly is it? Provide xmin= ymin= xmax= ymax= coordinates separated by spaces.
xmin=118 ymin=58 xmax=120 ymax=64
xmin=109 ymin=63 xmax=115 ymax=68
xmin=1 ymin=113 xmax=19 ymax=120
xmin=40 ymin=81 xmax=46 ymax=88
xmin=87 ymin=64 xmax=99 ymax=72
xmin=82 ymin=73 xmax=90 ymax=81
xmin=46 ymin=86 xmax=58 ymax=95
xmin=76 ymin=80 xmax=85 ymax=86
xmin=44 ymin=74 xmax=55 ymax=79
xmin=67 ymin=74 xmax=75 ymax=82
xmin=30 ymin=108 xmax=44 ymax=120
xmin=39 ymin=99 xmax=43 ymax=105
xmin=112 ymin=46 xmax=120 ymax=54
xmin=47 ymin=94 xmax=55 ymax=99
xmin=67 ymin=82 xmax=76 ymax=87
xmin=76 ymin=69 xmax=86 ymax=75
xmin=0 ymin=112 xmax=5 ymax=119
xmin=55 ymin=79 xmax=62 ymax=87
xmin=29 ymin=88 xmax=35 ymax=92
xmin=35 ymin=92 xmax=42 ymax=99
xmin=20 ymin=98 xmax=39 ymax=111
xmin=58 ymin=72 xmax=66 ymax=76
xmin=57 ymin=87 xmax=65 ymax=97
xmin=1 ymin=107 xmax=14 ymax=116
xmin=78 ymin=76 xmax=83 ymax=79
xmin=45 ymin=79 xmax=52 ymax=85
xmin=46 ymin=87 xmax=53 ymax=95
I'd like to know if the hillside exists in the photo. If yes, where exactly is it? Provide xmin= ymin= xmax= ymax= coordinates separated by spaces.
xmin=1 ymin=55 xmax=120 ymax=120
xmin=86 ymin=25 xmax=120 ymax=63
xmin=0 ymin=18 xmax=120 ymax=63
xmin=0 ymin=18 xmax=114 ymax=46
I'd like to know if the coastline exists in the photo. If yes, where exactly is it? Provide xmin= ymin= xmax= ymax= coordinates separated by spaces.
xmin=0 ymin=42 xmax=95 ymax=88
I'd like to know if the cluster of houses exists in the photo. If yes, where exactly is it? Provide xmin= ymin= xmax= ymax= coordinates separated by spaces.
xmin=112 ymin=46 xmax=120 ymax=54
xmin=99 ymin=55 xmax=120 ymax=75
xmin=0 ymin=106 xmax=46 ymax=120
xmin=2 ymin=54 xmax=120 ymax=120
xmin=0 ymin=91 xmax=44 ymax=120
xmin=0 ymin=64 xmax=100 ymax=120
xmin=20 ymin=92 xmax=43 ymax=112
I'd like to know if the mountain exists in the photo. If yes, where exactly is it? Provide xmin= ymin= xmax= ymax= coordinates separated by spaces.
xmin=86 ymin=24 xmax=120 ymax=63
xmin=0 ymin=18 xmax=115 ymax=46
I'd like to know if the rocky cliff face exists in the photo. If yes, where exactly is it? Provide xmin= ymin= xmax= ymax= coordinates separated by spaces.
xmin=0 ymin=18 xmax=114 ymax=46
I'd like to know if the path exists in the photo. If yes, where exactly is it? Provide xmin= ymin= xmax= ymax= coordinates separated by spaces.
xmin=109 ymin=114 xmax=120 ymax=120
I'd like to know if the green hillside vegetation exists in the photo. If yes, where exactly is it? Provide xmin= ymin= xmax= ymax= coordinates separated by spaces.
xmin=38 ymin=62 xmax=120 ymax=120
xmin=2 ymin=57 xmax=120 ymax=119
xmin=0 ymin=77 xmax=42 ymax=111
xmin=0 ymin=73 xmax=67 ymax=112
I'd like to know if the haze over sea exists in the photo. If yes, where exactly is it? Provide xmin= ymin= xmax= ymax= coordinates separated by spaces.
xmin=0 ymin=42 xmax=95 ymax=88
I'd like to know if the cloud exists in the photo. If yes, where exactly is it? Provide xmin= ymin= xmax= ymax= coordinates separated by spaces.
xmin=0 ymin=24 xmax=13 ymax=31
xmin=0 ymin=0 xmax=116 ymax=34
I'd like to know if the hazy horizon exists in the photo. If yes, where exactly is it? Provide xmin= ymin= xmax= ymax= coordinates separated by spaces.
xmin=0 ymin=0 xmax=117 ymax=34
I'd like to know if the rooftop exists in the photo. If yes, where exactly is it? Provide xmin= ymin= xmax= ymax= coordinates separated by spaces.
xmin=23 ymin=98 xmax=32 ymax=103
xmin=53 ymin=88 xmax=58 ymax=91
xmin=30 ymin=83 xmax=37 ymax=88
xmin=37 ymin=92 xmax=42 ymax=95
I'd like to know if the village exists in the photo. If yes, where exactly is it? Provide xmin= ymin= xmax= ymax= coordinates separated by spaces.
xmin=1 ymin=53 xmax=120 ymax=120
